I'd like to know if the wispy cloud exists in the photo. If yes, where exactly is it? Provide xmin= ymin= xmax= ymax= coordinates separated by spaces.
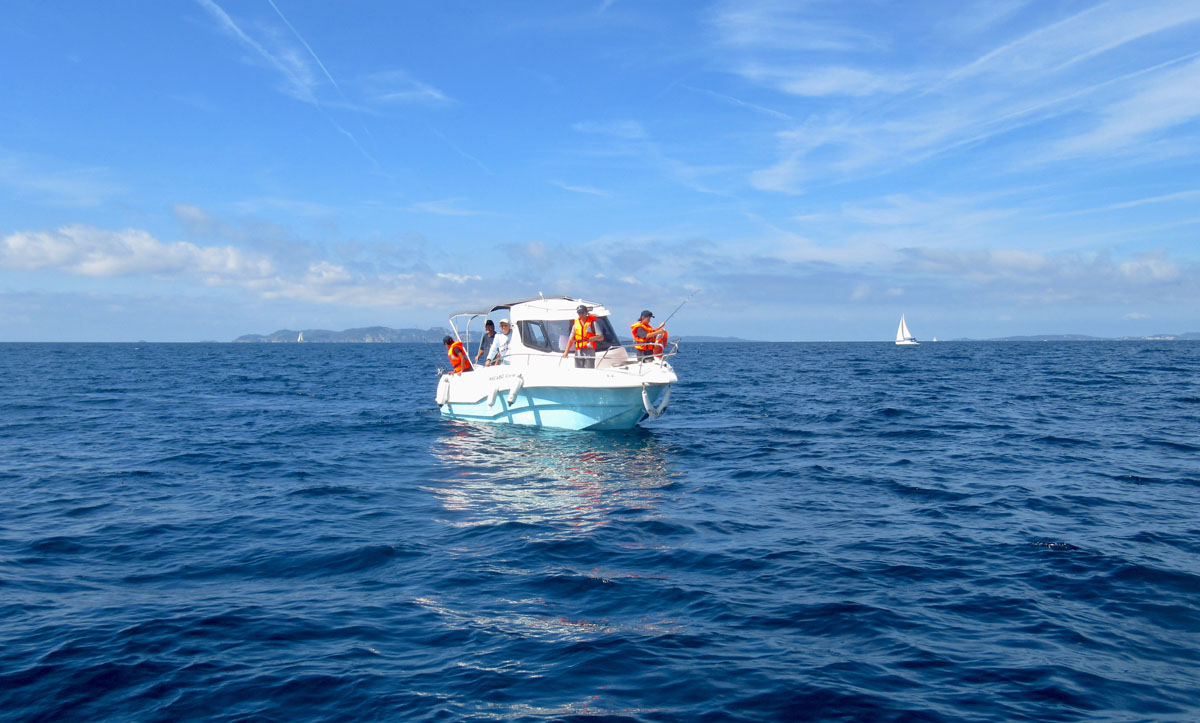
xmin=1053 ymin=57 xmax=1200 ymax=157
xmin=0 ymin=151 xmax=123 ymax=207
xmin=678 ymin=83 xmax=793 ymax=120
xmin=549 ymin=179 xmax=611 ymax=197
xmin=363 ymin=70 xmax=454 ymax=106
xmin=407 ymin=199 xmax=482 ymax=216
xmin=427 ymin=126 xmax=491 ymax=174
xmin=572 ymin=120 xmax=647 ymax=140
xmin=708 ymin=0 xmax=884 ymax=52
xmin=950 ymin=0 xmax=1200 ymax=80
xmin=715 ymin=0 xmax=1200 ymax=192
xmin=571 ymin=119 xmax=730 ymax=195
xmin=737 ymin=65 xmax=913 ymax=97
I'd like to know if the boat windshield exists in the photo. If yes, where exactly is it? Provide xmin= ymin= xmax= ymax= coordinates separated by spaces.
xmin=517 ymin=316 xmax=621 ymax=353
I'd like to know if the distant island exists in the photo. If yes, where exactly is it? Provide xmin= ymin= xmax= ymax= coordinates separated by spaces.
xmin=234 ymin=326 xmax=451 ymax=343
xmin=948 ymin=332 xmax=1200 ymax=342
xmin=680 ymin=335 xmax=757 ymax=342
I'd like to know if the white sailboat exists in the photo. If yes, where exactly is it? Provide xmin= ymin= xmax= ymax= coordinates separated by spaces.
xmin=297 ymin=331 xmax=305 ymax=343
xmin=895 ymin=315 xmax=918 ymax=346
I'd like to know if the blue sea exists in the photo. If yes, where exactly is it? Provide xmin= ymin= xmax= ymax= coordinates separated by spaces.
xmin=2 ymin=341 xmax=1198 ymax=722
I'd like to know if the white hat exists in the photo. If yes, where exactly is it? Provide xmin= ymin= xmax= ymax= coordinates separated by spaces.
xmin=499 ymin=318 xmax=510 ymax=325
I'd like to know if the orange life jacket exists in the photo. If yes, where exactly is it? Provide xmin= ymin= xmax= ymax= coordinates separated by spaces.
xmin=572 ymin=316 xmax=597 ymax=350
xmin=447 ymin=340 xmax=472 ymax=373
xmin=630 ymin=321 xmax=655 ymax=351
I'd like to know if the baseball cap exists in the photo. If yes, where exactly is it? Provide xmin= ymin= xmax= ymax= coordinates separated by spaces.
xmin=576 ymin=304 xmax=588 ymax=313
xmin=641 ymin=309 xmax=654 ymax=318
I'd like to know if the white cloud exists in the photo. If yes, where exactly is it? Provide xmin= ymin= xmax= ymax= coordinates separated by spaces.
xmin=1123 ymin=311 xmax=1149 ymax=319
xmin=1118 ymin=251 xmax=1179 ymax=281
xmin=0 ymin=225 xmax=273 ymax=278
xmin=436 ymin=272 xmax=483 ymax=283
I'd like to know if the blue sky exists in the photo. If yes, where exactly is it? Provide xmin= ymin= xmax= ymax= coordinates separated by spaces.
xmin=2 ymin=0 xmax=1199 ymax=341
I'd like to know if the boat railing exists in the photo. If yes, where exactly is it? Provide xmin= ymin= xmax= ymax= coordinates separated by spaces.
xmin=467 ymin=343 xmax=678 ymax=373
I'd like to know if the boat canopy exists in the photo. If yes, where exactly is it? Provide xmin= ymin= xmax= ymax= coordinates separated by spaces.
xmin=450 ymin=297 xmax=612 ymax=322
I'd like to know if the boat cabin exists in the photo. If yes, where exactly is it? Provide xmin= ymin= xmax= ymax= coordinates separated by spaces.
xmin=449 ymin=297 xmax=634 ymax=369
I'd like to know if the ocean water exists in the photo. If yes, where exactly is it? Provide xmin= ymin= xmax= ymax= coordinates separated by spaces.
xmin=1 ymin=341 xmax=1198 ymax=722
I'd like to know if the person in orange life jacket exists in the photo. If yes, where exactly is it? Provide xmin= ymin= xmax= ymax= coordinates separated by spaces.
xmin=562 ymin=304 xmax=598 ymax=368
xmin=630 ymin=309 xmax=668 ymax=360
xmin=443 ymin=335 xmax=473 ymax=375
xmin=475 ymin=320 xmax=495 ymax=364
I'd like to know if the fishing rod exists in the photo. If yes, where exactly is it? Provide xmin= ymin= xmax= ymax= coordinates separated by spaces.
xmin=659 ymin=289 xmax=699 ymax=327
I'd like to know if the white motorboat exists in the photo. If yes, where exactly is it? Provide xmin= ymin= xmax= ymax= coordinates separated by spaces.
xmin=435 ymin=297 xmax=677 ymax=431
xmin=895 ymin=314 xmax=918 ymax=346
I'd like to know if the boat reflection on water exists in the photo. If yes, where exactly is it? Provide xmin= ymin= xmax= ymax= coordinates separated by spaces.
xmin=428 ymin=422 xmax=679 ymax=530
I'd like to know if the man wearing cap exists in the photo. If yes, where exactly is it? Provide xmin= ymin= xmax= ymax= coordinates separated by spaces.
xmin=630 ymin=310 xmax=669 ymax=361
xmin=485 ymin=318 xmax=512 ymax=366
xmin=474 ymin=319 xmax=496 ymax=365
xmin=562 ymin=304 xmax=599 ymax=368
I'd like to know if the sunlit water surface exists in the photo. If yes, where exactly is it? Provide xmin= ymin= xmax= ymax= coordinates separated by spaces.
xmin=2 ymin=342 xmax=1198 ymax=721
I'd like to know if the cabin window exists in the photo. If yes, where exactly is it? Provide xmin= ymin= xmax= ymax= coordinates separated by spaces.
xmin=518 ymin=316 xmax=620 ymax=353
xmin=518 ymin=321 xmax=551 ymax=351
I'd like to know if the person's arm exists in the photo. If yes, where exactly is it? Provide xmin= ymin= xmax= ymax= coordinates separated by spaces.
xmin=486 ymin=336 xmax=503 ymax=364
xmin=562 ymin=326 xmax=576 ymax=356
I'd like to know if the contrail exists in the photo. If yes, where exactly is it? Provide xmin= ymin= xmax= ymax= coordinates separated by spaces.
xmin=197 ymin=0 xmax=380 ymax=167
xmin=266 ymin=0 xmax=342 ymax=95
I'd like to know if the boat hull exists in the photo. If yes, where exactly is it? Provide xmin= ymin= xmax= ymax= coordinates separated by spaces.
xmin=440 ymin=382 xmax=670 ymax=431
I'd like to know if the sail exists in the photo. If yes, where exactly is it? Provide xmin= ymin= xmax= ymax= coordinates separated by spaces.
xmin=896 ymin=315 xmax=910 ymax=342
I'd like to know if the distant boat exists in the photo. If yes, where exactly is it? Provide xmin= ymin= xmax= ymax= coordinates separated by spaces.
xmin=297 ymin=332 xmax=305 ymax=343
xmin=895 ymin=315 xmax=918 ymax=346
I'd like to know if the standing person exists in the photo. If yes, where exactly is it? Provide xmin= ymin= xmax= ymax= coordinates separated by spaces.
xmin=630 ymin=310 xmax=669 ymax=361
xmin=485 ymin=319 xmax=512 ymax=366
xmin=475 ymin=320 xmax=496 ymax=365
xmin=444 ymin=335 xmax=472 ymax=375
xmin=562 ymin=304 xmax=598 ymax=368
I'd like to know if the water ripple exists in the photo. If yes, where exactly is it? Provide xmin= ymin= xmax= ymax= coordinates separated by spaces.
xmin=1 ymin=341 xmax=1198 ymax=721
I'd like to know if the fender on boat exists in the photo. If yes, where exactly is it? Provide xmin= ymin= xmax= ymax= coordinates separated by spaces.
xmin=507 ymin=374 xmax=524 ymax=405
xmin=487 ymin=385 xmax=499 ymax=408
xmin=641 ymin=382 xmax=670 ymax=418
